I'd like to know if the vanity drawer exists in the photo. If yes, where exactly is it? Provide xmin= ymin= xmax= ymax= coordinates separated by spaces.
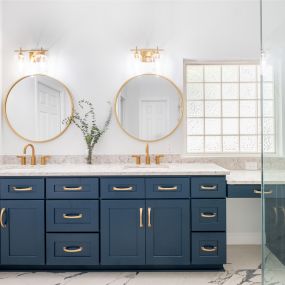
xmin=0 ymin=178 xmax=44 ymax=199
xmin=191 ymin=177 xmax=226 ymax=198
xmin=227 ymin=184 xmax=264 ymax=198
xmin=46 ymin=233 xmax=99 ymax=265
xmin=191 ymin=199 xmax=226 ymax=231
xmin=101 ymin=178 xmax=145 ymax=199
xmin=146 ymin=178 xmax=190 ymax=198
xmin=46 ymin=200 xmax=99 ymax=232
xmin=192 ymin=232 xmax=226 ymax=265
xmin=46 ymin=178 xmax=99 ymax=199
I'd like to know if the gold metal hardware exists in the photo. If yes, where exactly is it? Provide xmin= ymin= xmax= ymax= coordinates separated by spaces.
xmin=139 ymin=208 xmax=144 ymax=228
xmin=15 ymin=47 xmax=48 ymax=63
xmin=63 ymin=214 xmax=83 ymax=219
xmin=63 ymin=246 xmax=83 ymax=253
xmin=155 ymin=155 xmax=164 ymax=165
xmin=17 ymin=155 xmax=27 ymax=165
xmin=158 ymin=186 xmax=178 ymax=191
xmin=112 ymin=186 xmax=133 ymax=191
xmin=12 ymin=186 xmax=33 ymax=192
xmin=131 ymin=47 xmax=163 ymax=63
xmin=201 ymin=213 xmax=217 ymax=218
xmin=40 ymin=155 xmax=50 ymax=165
xmin=145 ymin=144 xmax=151 ymax=165
xmin=63 ymin=186 xmax=83 ymax=191
xmin=114 ymin=74 xmax=184 ymax=143
xmin=0 ymin=208 xmax=6 ymax=228
xmin=147 ymin=207 xmax=152 ymax=228
xmin=4 ymin=74 xmax=74 ymax=144
xmin=132 ymin=155 xmax=141 ymax=165
xmin=201 ymin=185 xmax=217 ymax=191
xmin=201 ymin=246 xmax=217 ymax=253
xmin=23 ymin=144 xmax=36 ymax=165
xmin=254 ymin=189 xmax=272 ymax=195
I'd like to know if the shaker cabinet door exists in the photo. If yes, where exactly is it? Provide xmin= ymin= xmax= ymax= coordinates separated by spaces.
xmin=101 ymin=200 xmax=145 ymax=265
xmin=146 ymin=199 xmax=190 ymax=265
xmin=0 ymin=200 xmax=45 ymax=265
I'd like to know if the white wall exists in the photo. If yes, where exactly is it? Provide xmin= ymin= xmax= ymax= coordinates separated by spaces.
xmin=1 ymin=0 xmax=260 ymax=155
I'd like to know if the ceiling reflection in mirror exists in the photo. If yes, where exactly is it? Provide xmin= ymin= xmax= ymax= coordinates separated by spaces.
xmin=115 ymin=74 xmax=183 ymax=142
xmin=5 ymin=75 xmax=74 ymax=143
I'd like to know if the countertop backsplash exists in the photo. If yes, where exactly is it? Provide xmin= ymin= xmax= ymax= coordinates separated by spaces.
xmin=0 ymin=154 xmax=267 ymax=170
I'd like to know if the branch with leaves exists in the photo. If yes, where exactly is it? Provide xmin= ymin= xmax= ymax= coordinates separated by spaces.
xmin=63 ymin=99 xmax=112 ymax=164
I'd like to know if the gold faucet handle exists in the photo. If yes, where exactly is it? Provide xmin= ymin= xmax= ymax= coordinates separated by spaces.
xmin=17 ymin=155 xmax=27 ymax=165
xmin=40 ymin=155 xmax=50 ymax=165
xmin=155 ymin=155 xmax=164 ymax=165
xmin=132 ymin=155 xmax=141 ymax=165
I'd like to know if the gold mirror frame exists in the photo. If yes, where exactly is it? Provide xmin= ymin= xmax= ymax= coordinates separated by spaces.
xmin=3 ymin=74 xmax=74 ymax=143
xmin=114 ymin=73 xmax=184 ymax=143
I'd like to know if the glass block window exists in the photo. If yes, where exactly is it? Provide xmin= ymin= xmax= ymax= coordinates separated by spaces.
xmin=186 ymin=62 xmax=275 ymax=154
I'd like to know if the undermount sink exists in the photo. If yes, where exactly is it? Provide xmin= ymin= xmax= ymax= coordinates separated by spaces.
xmin=123 ymin=164 xmax=170 ymax=169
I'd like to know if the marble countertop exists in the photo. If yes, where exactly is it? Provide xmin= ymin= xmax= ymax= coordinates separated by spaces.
xmin=226 ymin=170 xmax=261 ymax=185
xmin=0 ymin=163 xmax=230 ymax=177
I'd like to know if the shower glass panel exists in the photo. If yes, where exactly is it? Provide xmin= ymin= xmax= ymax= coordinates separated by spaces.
xmin=262 ymin=0 xmax=285 ymax=284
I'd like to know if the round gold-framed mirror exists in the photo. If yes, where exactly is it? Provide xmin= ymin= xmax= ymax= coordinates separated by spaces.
xmin=115 ymin=74 xmax=184 ymax=142
xmin=4 ymin=74 xmax=74 ymax=143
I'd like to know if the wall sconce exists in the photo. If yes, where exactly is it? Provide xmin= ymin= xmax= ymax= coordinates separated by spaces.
xmin=15 ymin=47 xmax=48 ymax=63
xmin=131 ymin=46 xmax=163 ymax=63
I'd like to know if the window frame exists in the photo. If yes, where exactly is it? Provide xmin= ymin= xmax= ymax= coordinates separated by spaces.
xmin=183 ymin=59 xmax=278 ymax=157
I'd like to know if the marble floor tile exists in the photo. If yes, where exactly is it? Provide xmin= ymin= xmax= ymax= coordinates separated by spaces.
xmin=0 ymin=246 xmax=262 ymax=285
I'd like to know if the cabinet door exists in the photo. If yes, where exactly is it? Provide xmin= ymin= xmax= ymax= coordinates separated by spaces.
xmin=146 ymin=199 xmax=190 ymax=265
xmin=101 ymin=200 xmax=145 ymax=265
xmin=1 ymin=200 xmax=45 ymax=265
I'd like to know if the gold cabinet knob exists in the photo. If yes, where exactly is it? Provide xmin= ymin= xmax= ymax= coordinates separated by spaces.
xmin=155 ymin=154 xmax=164 ymax=165
xmin=17 ymin=155 xmax=27 ymax=165
xmin=40 ymin=155 xmax=50 ymax=165
xmin=132 ymin=155 xmax=141 ymax=165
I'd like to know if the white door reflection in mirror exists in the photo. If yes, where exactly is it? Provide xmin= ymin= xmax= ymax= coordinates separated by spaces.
xmin=5 ymin=75 xmax=73 ymax=143
xmin=115 ymin=74 xmax=183 ymax=142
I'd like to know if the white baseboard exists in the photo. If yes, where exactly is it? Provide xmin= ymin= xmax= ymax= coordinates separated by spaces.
xmin=227 ymin=233 xmax=261 ymax=245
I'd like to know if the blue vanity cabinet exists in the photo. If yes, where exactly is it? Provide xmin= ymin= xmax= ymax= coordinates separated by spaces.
xmin=101 ymin=200 xmax=146 ymax=265
xmin=0 ymin=200 xmax=45 ymax=265
xmin=146 ymin=199 xmax=190 ymax=265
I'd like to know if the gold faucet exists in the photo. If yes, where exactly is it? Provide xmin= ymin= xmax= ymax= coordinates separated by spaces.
xmin=23 ymin=144 xmax=36 ymax=165
xmin=145 ymin=144 xmax=151 ymax=165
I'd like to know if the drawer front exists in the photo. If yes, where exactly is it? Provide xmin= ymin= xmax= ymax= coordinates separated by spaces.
xmin=146 ymin=178 xmax=190 ymax=198
xmin=192 ymin=232 xmax=226 ymax=265
xmin=191 ymin=177 xmax=226 ymax=198
xmin=101 ymin=178 xmax=145 ymax=199
xmin=192 ymin=199 xmax=226 ymax=231
xmin=46 ymin=233 xmax=99 ymax=265
xmin=0 ymin=178 xmax=44 ymax=199
xmin=227 ymin=184 xmax=263 ymax=198
xmin=46 ymin=200 xmax=99 ymax=232
xmin=46 ymin=178 xmax=99 ymax=199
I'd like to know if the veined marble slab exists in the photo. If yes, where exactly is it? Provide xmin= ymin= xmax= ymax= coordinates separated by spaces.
xmin=227 ymin=170 xmax=285 ymax=185
xmin=0 ymin=163 xmax=230 ymax=177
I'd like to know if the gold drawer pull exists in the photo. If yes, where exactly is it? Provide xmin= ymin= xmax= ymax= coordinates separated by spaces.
xmin=147 ymin=207 xmax=152 ymax=228
xmin=63 ymin=186 xmax=83 ymax=191
xmin=158 ymin=186 xmax=178 ymax=191
xmin=201 ymin=185 xmax=217 ymax=191
xmin=63 ymin=246 xmax=83 ymax=253
xmin=0 ymin=208 xmax=6 ymax=228
xmin=201 ymin=212 xmax=217 ymax=218
xmin=254 ymin=189 xmax=272 ymax=195
xmin=63 ymin=214 xmax=83 ymax=219
xmin=139 ymin=208 xmax=144 ymax=228
xmin=12 ymin=186 xmax=33 ymax=192
xmin=112 ymin=186 xmax=133 ymax=191
xmin=201 ymin=246 xmax=217 ymax=252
